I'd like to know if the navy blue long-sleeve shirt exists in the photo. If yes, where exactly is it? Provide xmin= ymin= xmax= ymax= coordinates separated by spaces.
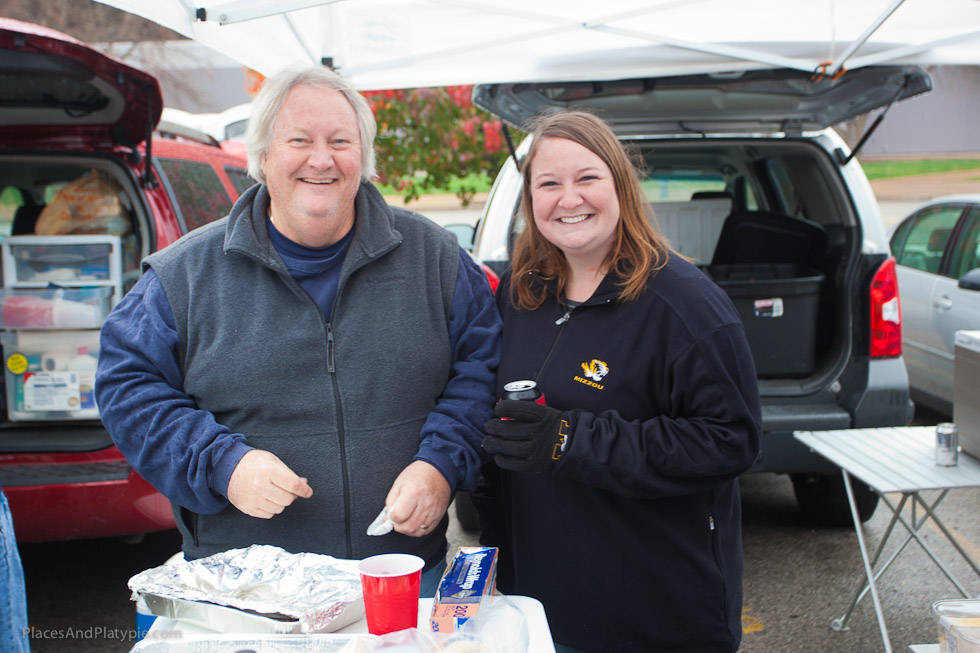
xmin=97 ymin=248 xmax=499 ymax=516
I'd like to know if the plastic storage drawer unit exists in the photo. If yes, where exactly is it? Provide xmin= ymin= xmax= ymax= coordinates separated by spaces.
xmin=2 ymin=329 xmax=101 ymax=421
xmin=2 ymin=235 xmax=122 ymax=285
xmin=708 ymin=263 xmax=824 ymax=377
xmin=0 ymin=287 xmax=112 ymax=329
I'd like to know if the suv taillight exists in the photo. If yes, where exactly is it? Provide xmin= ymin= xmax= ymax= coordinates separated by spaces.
xmin=480 ymin=264 xmax=500 ymax=294
xmin=870 ymin=257 xmax=902 ymax=358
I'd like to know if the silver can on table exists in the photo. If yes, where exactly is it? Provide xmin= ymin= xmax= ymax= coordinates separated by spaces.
xmin=936 ymin=422 xmax=960 ymax=466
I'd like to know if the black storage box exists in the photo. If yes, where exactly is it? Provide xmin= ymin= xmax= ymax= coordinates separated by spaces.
xmin=711 ymin=211 xmax=828 ymax=270
xmin=708 ymin=263 xmax=824 ymax=377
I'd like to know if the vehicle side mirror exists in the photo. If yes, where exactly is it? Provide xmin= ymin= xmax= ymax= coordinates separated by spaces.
xmin=959 ymin=268 xmax=980 ymax=291
xmin=444 ymin=223 xmax=476 ymax=250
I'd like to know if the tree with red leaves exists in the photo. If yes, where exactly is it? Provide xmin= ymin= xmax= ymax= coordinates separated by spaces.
xmin=363 ymin=85 xmax=519 ymax=206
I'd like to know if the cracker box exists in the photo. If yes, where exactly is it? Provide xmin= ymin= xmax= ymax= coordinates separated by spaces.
xmin=429 ymin=546 xmax=498 ymax=633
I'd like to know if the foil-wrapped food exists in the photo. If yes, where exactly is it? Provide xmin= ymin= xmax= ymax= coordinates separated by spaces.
xmin=129 ymin=545 xmax=365 ymax=634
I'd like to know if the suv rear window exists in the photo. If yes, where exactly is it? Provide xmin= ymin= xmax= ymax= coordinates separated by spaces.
xmin=224 ymin=166 xmax=255 ymax=196
xmin=641 ymin=175 xmax=728 ymax=203
xmin=156 ymin=157 xmax=234 ymax=232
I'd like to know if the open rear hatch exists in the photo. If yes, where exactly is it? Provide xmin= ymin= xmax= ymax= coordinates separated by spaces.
xmin=474 ymin=65 xmax=931 ymax=137
xmin=0 ymin=17 xmax=161 ymax=150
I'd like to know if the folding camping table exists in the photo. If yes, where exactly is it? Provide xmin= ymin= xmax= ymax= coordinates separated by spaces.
xmin=794 ymin=426 xmax=980 ymax=653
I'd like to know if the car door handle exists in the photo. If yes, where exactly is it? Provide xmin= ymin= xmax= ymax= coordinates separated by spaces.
xmin=934 ymin=295 xmax=953 ymax=311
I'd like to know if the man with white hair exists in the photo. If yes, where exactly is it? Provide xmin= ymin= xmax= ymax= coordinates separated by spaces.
xmin=96 ymin=66 xmax=500 ymax=594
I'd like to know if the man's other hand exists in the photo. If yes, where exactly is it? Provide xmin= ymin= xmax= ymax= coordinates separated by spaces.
xmin=227 ymin=449 xmax=313 ymax=518
xmin=385 ymin=461 xmax=451 ymax=537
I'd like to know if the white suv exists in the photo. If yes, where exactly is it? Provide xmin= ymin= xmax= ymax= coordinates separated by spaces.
xmin=467 ymin=65 xmax=928 ymax=525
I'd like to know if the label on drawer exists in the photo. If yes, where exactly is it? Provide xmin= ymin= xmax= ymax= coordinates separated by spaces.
xmin=23 ymin=371 xmax=81 ymax=411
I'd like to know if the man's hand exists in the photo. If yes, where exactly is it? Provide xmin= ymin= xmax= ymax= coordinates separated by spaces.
xmin=385 ymin=460 xmax=451 ymax=537
xmin=227 ymin=449 xmax=313 ymax=519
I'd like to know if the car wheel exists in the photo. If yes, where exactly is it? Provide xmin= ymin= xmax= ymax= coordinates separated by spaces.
xmin=453 ymin=491 xmax=480 ymax=532
xmin=791 ymin=473 xmax=880 ymax=527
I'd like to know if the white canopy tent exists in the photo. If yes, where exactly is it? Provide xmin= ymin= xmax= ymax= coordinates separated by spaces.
xmin=93 ymin=0 xmax=980 ymax=90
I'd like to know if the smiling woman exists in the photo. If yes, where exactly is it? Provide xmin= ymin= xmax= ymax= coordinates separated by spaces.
xmin=528 ymin=136 xmax=621 ymax=300
xmin=475 ymin=110 xmax=763 ymax=652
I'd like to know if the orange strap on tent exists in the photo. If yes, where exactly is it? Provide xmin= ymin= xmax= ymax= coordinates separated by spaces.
xmin=811 ymin=61 xmax=847 ymax=83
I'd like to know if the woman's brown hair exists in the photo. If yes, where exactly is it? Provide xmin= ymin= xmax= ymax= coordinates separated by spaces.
xmin=510 ymin=110 xmax=675 ymax=310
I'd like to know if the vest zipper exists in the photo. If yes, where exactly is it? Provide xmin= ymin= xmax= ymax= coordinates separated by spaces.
xmin=324 ymin=235 xmax=399 ymax=559
xmin=326 ymin=321 xmax=353 ymax=557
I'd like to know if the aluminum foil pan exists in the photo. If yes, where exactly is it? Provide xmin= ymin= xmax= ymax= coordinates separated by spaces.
xmin=129 ymin=545 xmax=365 ymax=634
xmin=131 ymin=632 xmax=369 ymax=653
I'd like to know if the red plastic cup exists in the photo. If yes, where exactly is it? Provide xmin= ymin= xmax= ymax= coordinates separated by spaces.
xmin=358 ymin=553 xmax=424 ymax=635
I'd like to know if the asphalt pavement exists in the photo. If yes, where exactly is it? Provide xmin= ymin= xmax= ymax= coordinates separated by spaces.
xmin=872 ymin=168 xmax=980 ymax=229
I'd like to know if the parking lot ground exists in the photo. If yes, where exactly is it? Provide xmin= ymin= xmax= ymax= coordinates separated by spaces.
xmin=870 ymin=167 xmax=980 ymax=202
xmin=737 ymin=406 xmax=978 ymax=653
xmin=738 ymin=474 xmax=980 ymax=652
xmin=873 ymin=168 xmax=980 ymax=230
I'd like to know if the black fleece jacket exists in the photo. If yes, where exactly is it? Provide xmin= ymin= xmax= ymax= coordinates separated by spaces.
xmin=475 ymin=253 xmax=762 ymax=652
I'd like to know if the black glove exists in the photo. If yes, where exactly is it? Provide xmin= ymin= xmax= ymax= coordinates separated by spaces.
xmin=484 ymin=400 xmax=570 ymax=474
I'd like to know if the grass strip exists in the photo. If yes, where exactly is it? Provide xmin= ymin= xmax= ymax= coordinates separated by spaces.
xmin=862 ymin=159 xmax=980 ymax=180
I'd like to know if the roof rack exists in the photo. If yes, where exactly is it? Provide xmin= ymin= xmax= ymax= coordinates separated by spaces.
xmin=154 ymin=119 xmax=221 ymax=147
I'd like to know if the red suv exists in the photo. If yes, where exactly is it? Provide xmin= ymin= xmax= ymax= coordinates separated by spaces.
xmin=0 ymin=18 xmax=251 ymax=541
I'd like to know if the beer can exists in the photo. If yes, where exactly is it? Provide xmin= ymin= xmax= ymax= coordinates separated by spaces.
xmin=502 ymin=380 xmax=545 ymax=404
xmin=935 ymin=422 xmax=959 ymax=467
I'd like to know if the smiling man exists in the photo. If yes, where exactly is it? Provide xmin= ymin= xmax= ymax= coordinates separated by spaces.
xmin=95 ymin=66 xmax=501 ymax=596
xmin=262 ymin=83 xmax=362 ymax=247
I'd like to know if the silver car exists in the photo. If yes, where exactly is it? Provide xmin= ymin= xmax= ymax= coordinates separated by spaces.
xmin=889 ymin=194 xmax=980 ymax=417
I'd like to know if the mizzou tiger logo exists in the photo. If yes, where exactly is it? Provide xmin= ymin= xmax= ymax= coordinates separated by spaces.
xmin=581 ymin=359 xmax=609 ymax=381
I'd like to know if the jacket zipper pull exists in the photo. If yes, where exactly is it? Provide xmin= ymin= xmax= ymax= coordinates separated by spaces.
xmin=709 ymin=515 xmax=715 ymax=531
xmin=555 ymin=309 xmax=572 ymax=325
xmin=327 ymin=324 xmax=336 ymax=373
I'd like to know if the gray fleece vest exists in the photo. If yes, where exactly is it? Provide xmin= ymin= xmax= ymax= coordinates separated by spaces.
xmin=146 ymin=183 xmax=459 ymax=563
